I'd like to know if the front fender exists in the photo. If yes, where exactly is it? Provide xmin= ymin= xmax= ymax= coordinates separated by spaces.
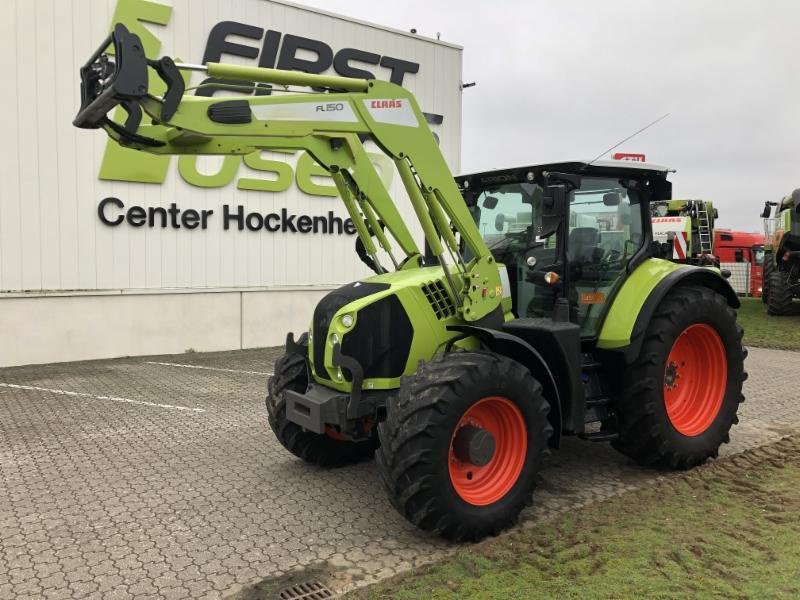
xmin=447 ymin=325 xmax=562 ymax=448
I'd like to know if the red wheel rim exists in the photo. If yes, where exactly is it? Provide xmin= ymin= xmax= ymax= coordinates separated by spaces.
xmin=448 ymin=396 xmax=527 ymax=506
xmin=664 ymin=323 xmax=727 ymax=436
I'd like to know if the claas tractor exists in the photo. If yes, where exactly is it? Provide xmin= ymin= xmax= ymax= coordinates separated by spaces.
xmin=75 ymin=25 xmax=746 ymax=541
xmin=761 ymin=190 xmax=800 ymax=315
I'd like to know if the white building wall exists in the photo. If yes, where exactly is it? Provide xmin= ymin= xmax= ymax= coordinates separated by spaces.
xmin=0 ymin=0 xmax=463 ymax=366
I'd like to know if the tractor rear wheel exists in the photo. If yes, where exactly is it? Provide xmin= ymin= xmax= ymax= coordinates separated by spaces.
xmin=612 ymin=285 xmax=746 ymax=469
xmin=761 ymin=253 xmax=774 ymax=303
xmin=266 ymin=334 xmax=378 ymax=467
xmin=767 ymin=271 xmax=793 ymax=315
xmin=376 ymin=351 xmax=552 ymax=541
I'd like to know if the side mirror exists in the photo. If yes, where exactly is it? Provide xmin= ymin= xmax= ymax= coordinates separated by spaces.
xmin=761 ymin=202 xmax=772 ymax=219
xmin=539 ymin=184 xmax=567 ymax=238
xmin=713 ymin=208 xmax=719 ymax=220
xmin=483 ymin=196 xmax=499 ymax=210
xmin=495 ymin=213 xmax=506 ymax=232
xmin=603 ymin=192 xmax=621 ymax=206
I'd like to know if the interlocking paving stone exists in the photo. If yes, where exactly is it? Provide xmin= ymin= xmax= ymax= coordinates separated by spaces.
xmin=0 ymin=345 xmax=798 ymax=598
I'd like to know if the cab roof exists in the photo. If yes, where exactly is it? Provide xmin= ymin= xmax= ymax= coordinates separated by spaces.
xmin=456 ymin=159 xmax=673 ymax=187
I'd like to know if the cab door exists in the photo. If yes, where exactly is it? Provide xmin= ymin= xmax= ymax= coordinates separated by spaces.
xmin=565 ymin=177 xmax=645 ymax=337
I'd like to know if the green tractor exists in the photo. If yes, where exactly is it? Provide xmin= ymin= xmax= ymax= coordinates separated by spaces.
xmin=75 ymin=25 xmax=746 ymax=541
xmin=761 ymin=190 xmax=800 ymax=314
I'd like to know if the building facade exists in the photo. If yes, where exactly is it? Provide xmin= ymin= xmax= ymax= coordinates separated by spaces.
xmin=0 ymin=0 xmax=463 ymax=366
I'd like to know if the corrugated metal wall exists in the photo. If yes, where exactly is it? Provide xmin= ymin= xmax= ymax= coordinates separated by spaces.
xmin=0 ymin=0 xmax=462 ymax=293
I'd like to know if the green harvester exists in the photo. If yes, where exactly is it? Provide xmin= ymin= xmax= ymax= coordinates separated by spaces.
xmin=761 ymin=190 xmax=800 ymax=314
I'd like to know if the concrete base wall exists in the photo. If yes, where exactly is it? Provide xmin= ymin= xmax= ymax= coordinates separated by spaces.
xmin=0 ymin=288 xmax=332 ymax=367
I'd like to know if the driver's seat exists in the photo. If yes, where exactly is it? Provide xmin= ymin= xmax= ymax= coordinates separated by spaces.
xmin=568 ymin=227 xmax=600 ymax=264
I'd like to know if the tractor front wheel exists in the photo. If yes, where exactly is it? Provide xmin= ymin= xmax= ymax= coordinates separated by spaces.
xmin=613 ymin=285 xmax=746 ymax=469
xmin=266 ymin=334 xmax=378 ymax=467
xmin=376 ymin=351 xmax=552 ymax=541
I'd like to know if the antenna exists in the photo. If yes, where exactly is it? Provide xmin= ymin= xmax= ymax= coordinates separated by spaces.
xmin=584 ymin=112 xmax=670 ymax=168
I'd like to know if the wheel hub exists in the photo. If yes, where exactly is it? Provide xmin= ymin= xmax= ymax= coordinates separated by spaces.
xmin=448 ymin=396 xmax=527 ymax=506
xmin=663 ymin=323 xmax=727 ymax=437
xmin=664 ymin=361 xmax=679 ymax=390
xmin=452 ymin=424 xmax=496 ymax=466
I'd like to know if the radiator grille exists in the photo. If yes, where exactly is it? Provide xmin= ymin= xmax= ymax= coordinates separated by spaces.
xmin=421 ymin=280 xmax=456 ymax=320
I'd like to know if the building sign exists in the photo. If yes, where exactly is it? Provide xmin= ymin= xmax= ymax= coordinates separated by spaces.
xmin=97 ymin=198 xmax=357 ymax=234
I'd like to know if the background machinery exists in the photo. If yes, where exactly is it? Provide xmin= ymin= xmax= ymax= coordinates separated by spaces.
xmin=650 ymin=199 xmax=719 ymax=265
xmin=75 ymin=25 xmax=747 ymax=541
xmin=761 ymin=190 xmax=800 ymax=314
xmin=715 ymin=229 xmax=765 ymax=297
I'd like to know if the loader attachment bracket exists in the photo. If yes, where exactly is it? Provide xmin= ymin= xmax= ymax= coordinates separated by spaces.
xmin=73 ymin=23 xmax=183 ymax=147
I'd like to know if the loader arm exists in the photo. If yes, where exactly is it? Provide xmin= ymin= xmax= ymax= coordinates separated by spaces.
xmin=74 ymin=24 xmax=501 ymax=321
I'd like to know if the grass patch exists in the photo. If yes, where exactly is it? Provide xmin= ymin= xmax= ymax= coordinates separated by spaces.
xmin=349 ymin=436 xmax=800 ymax=599
xmin=737 ymin=297 xmax=800 ymax=350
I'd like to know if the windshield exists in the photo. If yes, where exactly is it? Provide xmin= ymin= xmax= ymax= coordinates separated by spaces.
xmin=571 ymin=178 xmax=643 ymax=260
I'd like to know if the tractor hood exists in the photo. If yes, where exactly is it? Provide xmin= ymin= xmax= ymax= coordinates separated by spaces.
xmin=308 ymin=266 xmax=508 ymax=392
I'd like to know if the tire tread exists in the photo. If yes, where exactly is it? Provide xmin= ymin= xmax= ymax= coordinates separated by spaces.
xmin=376 ymin=351 xmax=552 ymax=541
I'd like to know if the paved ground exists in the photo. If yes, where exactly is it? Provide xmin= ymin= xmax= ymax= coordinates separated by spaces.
xmin=1 ymin=346 xmax=798 ymax=600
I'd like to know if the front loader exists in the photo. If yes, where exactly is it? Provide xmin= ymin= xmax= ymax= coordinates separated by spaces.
xmin=75 ymin=25 xmax=746 ymax=541
xmin=761 ymin=190 xmax=800 ymax=314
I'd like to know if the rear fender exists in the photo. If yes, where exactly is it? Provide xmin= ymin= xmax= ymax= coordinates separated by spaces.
xmin=598 ymin=259 xmax=739 ymax=362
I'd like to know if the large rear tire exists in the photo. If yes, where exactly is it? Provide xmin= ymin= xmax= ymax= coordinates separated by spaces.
xmin=767 ymin=271 xmax=793 ymax=315
xmin=612 ymin=285 xmax=746 ymax=469
xmin=761 ymin=253 xmax=774 ymax=304
xmin=376 ymin=351 xmax=552 ymax=541
xmin=266 ymin=334 xmax=378 ymax=467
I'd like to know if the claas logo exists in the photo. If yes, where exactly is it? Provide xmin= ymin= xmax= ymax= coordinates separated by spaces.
xmin=370 ymin=100 xmax=403 ymax=108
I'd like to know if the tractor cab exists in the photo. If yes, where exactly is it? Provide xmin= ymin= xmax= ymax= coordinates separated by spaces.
xmin=457 ymin=160 xmax=672 ymax=339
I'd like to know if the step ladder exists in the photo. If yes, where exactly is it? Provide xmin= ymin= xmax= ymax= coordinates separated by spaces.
xmin=578 ymin=357 xmax=618 ymax=441
xmin=695 ymin=201 xmax=713 ymax=255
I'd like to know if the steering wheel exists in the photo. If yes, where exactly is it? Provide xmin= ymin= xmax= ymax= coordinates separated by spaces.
xmin=601 ymin=248 xmax=622 ymax=265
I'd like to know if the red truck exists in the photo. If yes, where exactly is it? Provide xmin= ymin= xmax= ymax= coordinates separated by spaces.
xmin=714 ymin=229 xmax=765 ymax=297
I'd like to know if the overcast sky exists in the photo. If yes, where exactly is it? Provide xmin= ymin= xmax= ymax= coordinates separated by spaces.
xmin=299 ymin=0 xmax=799 ymax=231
